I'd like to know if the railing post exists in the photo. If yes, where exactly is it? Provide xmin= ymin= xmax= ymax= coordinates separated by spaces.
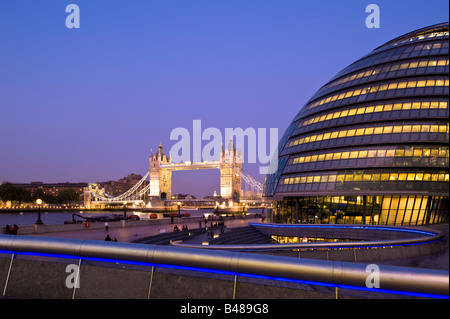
xmin=71 ymin=259 xmax=82 ymax=299
xmin=147 ymin=265 xmax=155 ymax=299
xmin=232 ymin=274 xmax=238 ymax=299
xmin=2 ymin=253 xmax=14 ymax=297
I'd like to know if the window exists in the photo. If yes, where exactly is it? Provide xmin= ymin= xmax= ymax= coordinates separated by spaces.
xmin=367 ymin=151 xmax=377 ymax=157
xmin=386 ymin=150 xmax=395 ymax=157
xmin=345 ymin=174 xmax=354 ymax=182
xmin=374 ymin=127 xmax=383 ymax=134
xmin=365 ymin=128 xmax=374 ymax=135
xmin=383 ymin=126 xmax=393 ymax=134
xmin=412 ymin=125 xmax=421 ymax=133
xmin=403 ymin=126 xmax=412 ymax=133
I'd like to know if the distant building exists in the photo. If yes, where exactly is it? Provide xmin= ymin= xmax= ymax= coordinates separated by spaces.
xmin=171 ymin=193 xmax=197 ymax=200
xmin=11 ymin=182 xmax=88 ymax=196
xmin=98 ymin=173 xmax=146 ymax=197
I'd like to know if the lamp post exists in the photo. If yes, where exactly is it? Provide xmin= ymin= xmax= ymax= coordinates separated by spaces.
xmin=123 ymin=201 xmax=127 ymax=220
xmin=35 ymin=199 xmax=43 ymax=224
xmin=177 ymin=201 xmax=181 ymax=217
xmin=177 ymin=201 xmax=184 ymax=217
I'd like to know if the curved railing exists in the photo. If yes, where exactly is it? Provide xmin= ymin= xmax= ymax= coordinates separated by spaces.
xmin=0 ymin=234 xmax=448 ymax=298
xmin=172 ymin=223 xmax=445 ymax=251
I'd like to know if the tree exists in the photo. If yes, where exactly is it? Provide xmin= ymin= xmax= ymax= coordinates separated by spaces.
xmin=0 ymin=183 xmax=32 ymax=206
xmin=57 ymin=189 xmax=80 ymax=204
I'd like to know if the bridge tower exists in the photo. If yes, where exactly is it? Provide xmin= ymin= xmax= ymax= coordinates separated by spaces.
xmin=220 ymin=138 xmax=242 ymax=200
xmin=149 ymin=144 xmax=172 ymax=200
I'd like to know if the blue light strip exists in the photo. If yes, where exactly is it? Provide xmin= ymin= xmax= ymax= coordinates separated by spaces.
xmin=249 ymin=223 xmax=437 ymax=237
xmin=0 ymin=249 xmax=447 ymax=299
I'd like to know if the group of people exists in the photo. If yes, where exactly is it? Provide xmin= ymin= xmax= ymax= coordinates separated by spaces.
xmin=104 ymin=234 xmax=118 ymax=242
xmin=173 ymin=224 xmax=189 ymax=231
xmin=4 ymin=224 xmax=19 ymax=235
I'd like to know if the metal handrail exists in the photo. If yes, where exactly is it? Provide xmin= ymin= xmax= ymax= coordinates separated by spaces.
xmin=0 ymin=234 xmax=448 ymax=297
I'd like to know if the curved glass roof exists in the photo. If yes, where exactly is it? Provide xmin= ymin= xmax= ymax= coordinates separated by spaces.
xmin=264 ymin=22 xmax=449 ymax=198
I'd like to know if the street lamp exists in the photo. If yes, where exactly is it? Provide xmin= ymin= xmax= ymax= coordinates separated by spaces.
xmin=177 ymin=201 xmax=181 ymax=217
xmin=35 ymin=199 xmax=43 ymax=224
xmin=123 ymin=201 xmax=127 ymax=220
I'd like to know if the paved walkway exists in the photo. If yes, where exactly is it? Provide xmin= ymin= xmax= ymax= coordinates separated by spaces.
xmin=28 ymin=216 xmax=261 ymax=243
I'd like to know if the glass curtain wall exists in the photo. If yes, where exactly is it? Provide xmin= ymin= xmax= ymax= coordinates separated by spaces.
xmin=272 ymin=195 xmax=448 ymax=225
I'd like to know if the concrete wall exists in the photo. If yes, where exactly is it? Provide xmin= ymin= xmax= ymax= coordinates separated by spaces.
xmin=0 ymin=254 xmax=348 ymax=299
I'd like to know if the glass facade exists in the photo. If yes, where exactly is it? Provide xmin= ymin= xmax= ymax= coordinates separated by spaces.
xmin=263 ymin=23 xmax=449 ymax=226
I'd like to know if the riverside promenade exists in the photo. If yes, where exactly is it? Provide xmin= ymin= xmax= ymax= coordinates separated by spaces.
xmin=21 ymin=215 xmax=261 ymax=243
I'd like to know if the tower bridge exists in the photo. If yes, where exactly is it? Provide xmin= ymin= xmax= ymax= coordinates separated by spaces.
xmin=85 ymin=140 xmax=264 ymax=207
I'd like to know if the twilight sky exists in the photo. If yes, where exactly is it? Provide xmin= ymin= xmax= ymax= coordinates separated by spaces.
xmin=0 ymin=0 xmax=448 ymax=197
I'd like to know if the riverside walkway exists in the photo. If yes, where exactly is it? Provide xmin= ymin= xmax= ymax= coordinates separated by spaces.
xmin=25 ymin=215 xmax=261 ymax=243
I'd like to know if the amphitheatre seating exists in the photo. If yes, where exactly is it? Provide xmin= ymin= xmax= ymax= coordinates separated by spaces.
xmin=210 ymin=226 xmax=276 ymax=245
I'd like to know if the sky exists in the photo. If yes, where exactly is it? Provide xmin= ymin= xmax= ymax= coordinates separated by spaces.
xmin=0 ymin=0 xmax=448 ymax=198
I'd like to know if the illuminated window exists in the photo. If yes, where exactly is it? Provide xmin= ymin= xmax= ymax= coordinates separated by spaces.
xmin=374 ymin=127 xmax=384 ymax=134
xmin=365 ymin=127 xmax=374 ymax=135
xmin=368 ymin=150 xmax=377 ymax=158
xmin=308 ymin=77 xmax=448 ymax=110
xmin=288 ymin=124 xmax=442 ymax=148
xmin=386 ymin=150 xmax=395 ymax=157
xmin=383 ymin=126 xmax=393 ymax=134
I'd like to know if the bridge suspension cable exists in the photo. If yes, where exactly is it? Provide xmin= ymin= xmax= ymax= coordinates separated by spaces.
xmin=236 ymin=168 xmax=263 ymax=194
xmin=90 ymin=171 xmax=150 ymax=202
